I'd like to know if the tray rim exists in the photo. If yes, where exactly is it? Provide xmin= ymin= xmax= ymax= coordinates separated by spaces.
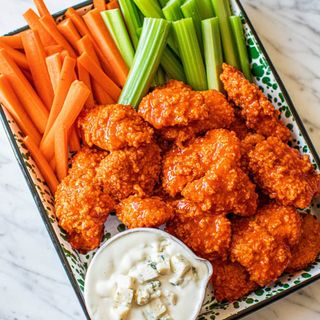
xmin=1 ymin=0 xmax=320 ymax=319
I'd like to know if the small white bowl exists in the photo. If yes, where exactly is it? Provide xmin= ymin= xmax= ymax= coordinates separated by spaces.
xmin=84 ymin=228 xmax=213 ymax=320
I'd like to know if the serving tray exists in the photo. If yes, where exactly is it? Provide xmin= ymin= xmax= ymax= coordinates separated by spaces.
xmin=1 ymin=1 xmax=320 ymax=319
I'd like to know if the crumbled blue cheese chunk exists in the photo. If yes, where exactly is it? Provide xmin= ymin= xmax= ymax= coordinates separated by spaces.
xmin=136 ymin=262 xmax=159 ymax=283
xmin=162 ymin=290 xmax=177 ymax=306
xmin=151 ymin=254 xmax=171 ymax=275
xmin=169 ymin=255 xmax=191 ymax=286
xmin=143 ymin=299 xmax=167 ymax=320
xmin=114 ymin=287 xmax=134 ymax=307
xmin=136 ymin=281 xmax=161 ymax=305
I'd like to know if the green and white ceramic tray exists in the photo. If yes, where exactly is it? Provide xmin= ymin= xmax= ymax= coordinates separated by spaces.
xmin=1 ymin=1 xmax=320 ymax=319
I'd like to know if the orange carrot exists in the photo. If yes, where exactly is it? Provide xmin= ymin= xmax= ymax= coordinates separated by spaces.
xmin=39 ymin=15 xmax=76 ymax=58
xmin=22 ymin=30 xmax=54 ymax=110
xmin=107 ymin=0 xmax=119 ymax=10
xmin=22 ymin=69 xmax=34 ymax=86
xmin=92 ymin=79 xmax=114 ymax=104
xmin=45 ymin=53 xmax=62 ymax=94
xmin=76 ymin=35 xmax=100 ymax=64
xmin=0 ymin=49 xmax=48 ymax=133
xmin=0 ymin=35 xmax=23 ymax=49
xmin=55 ymin=125 xmax=68 ymax=181
xmin=94 ymin=0 xmax=107 ymax=11
xmin=83 ymin=9 xmax=128 ymax=87
xmin=57 ymin=18 xmax=81 ymax=51
xmin=69 ymin=126 xmax=81 ymax=152
xmin=0 ymin=42 xmax=29 ymax=70
xmin=33 ymin=0 xmax=55 ymax=24
xmin=40 ymin=80 xmax=90 ymax=160
xmin=78 ymin=52 xmax=121 ymax=101
xmin=59 ymin=49 xmax=70 ymax=62
xmin=0 ymin=75 xmax=41 ymax=145
xmin=49 ymin=157 xmax=56 ymax=171
xmin=24 ymin=136 xmax=59 ymax=193
xmin=45 ymin=44 xmax=63 ymax=55
xmin=65 ymin=8 xmax=112 ymax=76
xmin=43 ymin=56 xmax=76 ymax=138
xmin=77 ymin=59 xmax=94 ymax=108
xmin=23 ymin=9 xmax=55 ymax=46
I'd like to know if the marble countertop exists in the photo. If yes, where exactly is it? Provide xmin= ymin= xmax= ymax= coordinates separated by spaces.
xmin=0 ymin=0 xmax=319 ymax=319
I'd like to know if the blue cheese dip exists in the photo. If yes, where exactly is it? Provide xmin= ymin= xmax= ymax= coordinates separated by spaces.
xmin=84 ymin=228 xmax=212 ymax=320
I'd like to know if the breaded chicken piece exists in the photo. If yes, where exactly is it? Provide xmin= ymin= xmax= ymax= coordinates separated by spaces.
xmin=55 ymin=148 xmax=115 ymax=252
xmin=240 ymin=133 xmax=265 ymax=173
xmin=220 ymin=64 xmax=291 ymax=142
xmin=158 ymin=90 xmax=235 ymax=145
xmin=286 ymin=214 xmax=320 ymax=272
xmin=254 ymin=203 xmax=302 ymax=247
xmin=229 ymin=108 xmax=251 ymax=140
xmin=78 ymin=104 xmax=154 ymax=151
xmin=211 ymin=258 xmax=257 ymax=302
xmin=166 ymin=200 xmax=231 ymax=260
xmin=162 ymin=129 xmax=241 ymax=197
xmin=138 ymin=80 xmax=209 ymax=129
xmin=182 ymin=164 xmax=258 ymax=215
xmin=248 ymin=137 xmax=320 ymax=208
xmin=116 ymin=195 xmax=174 ymax=229
xmin=96 ymin=142 xmax=161 ymax=201
xmin=231 ymin=219 xmax=291 ymax=286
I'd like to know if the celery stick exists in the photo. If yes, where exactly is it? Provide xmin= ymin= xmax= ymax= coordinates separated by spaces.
xmin=197 ymin=0 xmax=215 ymax=19
xmin=118 ymin=18 xmax=170 ymax=107
xmin=132 ymin=0 xmax=179 ymax=55
xmin=180 ymin=0 xmax=203 ymax=50
xmin=173 ymin=18 xmax=207 ymax=90
xmin=159 ymin=0 xmax=170 ymax=7
xmin=202 ymin=18 xmax=223 ymax=91
xmin=229 ymin=16 xmax=252 ymax=81
xmin=161 ymin=47 xmax=186 ymax=82
xmin=162 ymin=0 xmax=183 ymax=21
xmin=118 ymin=0 xmax=143 ymax=49
xmin=152 ymin=66 xmax=166 ymax=87
xmin=101 ymin=9 xmax=135 ymax=68
xmin=211 ymin=0 xmax=239 ymax=68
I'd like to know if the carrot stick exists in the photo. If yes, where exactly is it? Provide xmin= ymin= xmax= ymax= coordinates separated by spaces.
xmin=39 ymin=15 xmax=76 ymax=58
xmin=43 ymin=56 xmax=76 ymax=138
xmin=0 ymin=75 xmax=41 ymax=145
xmin=55 ymin=125 xmax=68 ymax=181
xmin=49 ymin=157 xmax=56 ymax=171
xmin=40 ymin=80 xmax=90 ymax=160
xmin=83 ymin=9 xmax=128 ymax=87
xmin=65 ymin=8 xmax=112 ymax=77
xmin=0 ymin=49 xmax=48 ymax=133
xmin=78 ymin=52 xmax=121 ymax=101
xmin=94 ymin=0 xmax=107 ymax=11
xmin=33 ymin=0 xmax=55 ymax=24
xmin=22 ymin=69 xmax=34 ymax=86
xmin=46 ymin=53 xmax=62 ymax=94
xmin=45 ymin=44 xmax=63 ymax=55
xmin=107 ymin=0 xmax=119 ymax=10
xmin=0 ymin=42 xmax=29 ymax=70
xmin=23 ymin=9 xmax=55 ymax=46
xmin=69 ymin=126 xmax=81 ymax=152
xmin=22 ymin=30 xmax=54 ymax=110
xmin=92 ymin=80 xmax=114 ymax=104
xmin=76 ymin=35 xmax=100 ymax=64
xmin=0 ymin=35 xmax=23 ymax=49
xmin=24 ymin=136 xmax=59 ymax=193
xmin=57 ymin=18 xmax=81 ymax=51
xmin=77 ymin=59 xmax=94 ymax=108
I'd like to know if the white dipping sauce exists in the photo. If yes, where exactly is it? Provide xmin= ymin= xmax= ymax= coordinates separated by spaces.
xmin=84 ymin=229 xmax=212 ymax=320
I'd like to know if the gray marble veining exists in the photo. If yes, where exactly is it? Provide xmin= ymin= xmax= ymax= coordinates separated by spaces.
xmin=0 ymin=0 xmax=319 ymax=319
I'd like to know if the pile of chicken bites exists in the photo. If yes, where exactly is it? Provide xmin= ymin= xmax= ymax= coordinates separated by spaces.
xmin=55 ymin=64 xmax=320 ymax=302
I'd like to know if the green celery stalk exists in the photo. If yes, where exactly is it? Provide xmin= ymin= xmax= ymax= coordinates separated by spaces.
xmin=180 ymin=0 xmax=203 ymax=50
xmin=211 ymin=0 xmax=239 ymax=68
xmin=118 ymin=0 xmax=143 ymax=49
xmin=132 ymin=0 xmax=179 ymax=55
xmin=173 ymin=18 xmax=207 ymax=90
xmin=101 ymin=9 xmax=135 ymax=68
xmin=161 ymin=47 xmax=186 ymax=82
xmin=229 ymin=16 xmax=252 ymax=81
xmin=162 ymin=0 xmax=183 ymax=21
xmin=202 ymin=18 xmax=223 ymax=91
xmin=152 ymin=66 xmax=166 ymax=87
xmin=197 ymin=0 xmax=215 ymax=19
xmin=118 ymin=18 xmax=170 ymax=107
xmin=159 ymin=0 xmax=170 ymax=7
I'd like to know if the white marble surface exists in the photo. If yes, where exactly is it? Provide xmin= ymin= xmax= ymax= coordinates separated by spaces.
xmin=0 ymin=0 xmax=319 ymax=319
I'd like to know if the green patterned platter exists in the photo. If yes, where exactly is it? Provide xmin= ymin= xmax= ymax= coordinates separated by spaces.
xmin=1 ymin=1 xmax=320 ymax=319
